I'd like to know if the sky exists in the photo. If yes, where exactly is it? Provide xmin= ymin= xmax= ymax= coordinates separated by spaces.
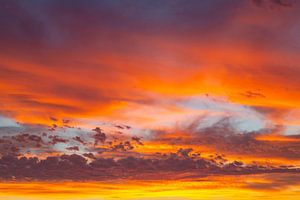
xmin=0 ymin=0 xmax=300 ymax=199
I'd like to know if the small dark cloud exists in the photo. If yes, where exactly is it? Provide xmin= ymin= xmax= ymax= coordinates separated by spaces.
xmin=111 ymin=141 xmax=134 ymax=152
xmin=48 ymin=135 xmax=68 ymax=145
xmin=66 ymin=146 xmax=79 ymax=151
xmin=115 ymin=125 xmax=124 ymax=129
xmin=49 ymin=117 xmax=58 ymax=122
xmin=177 ymin=148 xmax=193 ymax=158
xmin=114 ymin=124 xmax=131 ymax=130
xmin=73 ymin=136 xmax=85 ymax=145
xmin=240 ymin=91 xmax=266 ymax=98
xmin=92 ymin=127 xmax=107 ymax=145
xmin=132 ymin=136 xmax=143 ymax=146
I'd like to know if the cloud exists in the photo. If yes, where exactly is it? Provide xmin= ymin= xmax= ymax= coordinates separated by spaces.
xmin=66 ymin=146 xmax=79 ymax=151
xmin=0 ymin=113 xmax=299 ymax=164
xmin=0 ymin=152 xmax=298 ymax=181
xmin=151 ymin=117 xmax=300 ymax=161
xmin=244 ymin=172 xmax=300 ymax=191
xmin=1 ymin=0 xmax=300 ymax=126
xmin=48 ymin=135 xmax=69 ymax=145
xmin=72 ymin=136 xmax=86 ymax=145
xmin=1 ymin=1 xmax=300 ymax=183
xmin=92 ymin=127 xmax=107 ymax=145
xmin=240 ymin=91 xmax=266 ymax=99
xmin=0 ymin=118 xmax=145 ymax=158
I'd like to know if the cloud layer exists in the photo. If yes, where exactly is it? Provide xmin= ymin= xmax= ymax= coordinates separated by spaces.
xmin=0 ymin=0 xmax=300 ymax=183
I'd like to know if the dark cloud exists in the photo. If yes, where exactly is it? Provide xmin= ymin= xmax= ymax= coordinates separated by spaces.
xmin=72 ymin=136 xmax=85 ymax=145
xmin=0 ymin=123 xmax=142 ymax=158
xmin=92 ymin=127 xmax=107 ymax=145
xmin=49 ymin=117 xmax=58 ymax=122
xmin=240 ymin=91 xmax=266 ymax=98
xmin=48 ymin=135 xmax=68 ymax=145
xmin=13 ymin=134 xmax=43 ymax=144
xmin=114 ymin=124 xmax=131 ymax=130
xmin=111 ymin=141 xmax=134 ymax=152
xmin=66 ymin=146 xmax=79 ymax=151
xmin=177 ymin=148 xmax=193 ymax=158
xmin=0 ymin=138 xmax=20 ymax=156
xmin=195 ymin=125 xmax=300 ymax=160
xmin=131 ymin=136 xmax=143 ymax=146
xmin=0 ymin=132 xmax=49 ymax=156
xmin=0 ymin=152 xmax=298 ymax=181
xmin=0 ymin=119 xmax=299 ymax=181
xmin=152 ymin=117 xmax=300 ymax=160
xmin=1 ymin=117 xmax=300 ymax=163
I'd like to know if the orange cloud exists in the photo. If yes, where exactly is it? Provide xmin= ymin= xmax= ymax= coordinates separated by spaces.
xmin=0 ymin=1 xmax=300 ymax=188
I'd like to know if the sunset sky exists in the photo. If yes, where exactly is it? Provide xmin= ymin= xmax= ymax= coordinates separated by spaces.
xmin=0 ymin=0 xmax=300 ymax=199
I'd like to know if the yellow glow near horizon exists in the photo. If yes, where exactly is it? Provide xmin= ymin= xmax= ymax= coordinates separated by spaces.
xmin=1 ymin=173 xmax=300 ymax=200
